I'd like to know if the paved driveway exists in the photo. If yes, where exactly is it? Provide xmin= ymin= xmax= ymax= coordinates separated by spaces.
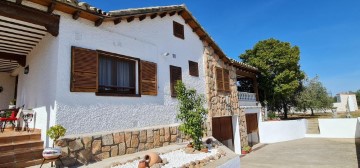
xmin=241 ymin=138 xmax=360 ymax=168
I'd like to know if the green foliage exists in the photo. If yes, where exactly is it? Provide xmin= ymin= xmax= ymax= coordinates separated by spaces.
xmin=175 ymin=81 xmax=208 ymax=150
xmin=242 ymin=145 xmax=251 ymax=152
xmin=295 ymin=76 xmax=333 ymax=115
xmin=267 ymin=112 xmax=276 ymax=120
xmin=47 ymin=125 xmax=66 ymax=144
xmin=356 ymin=90 xmax=360 ymax=106
xmin=240 ymin=38 xmax=305 ymax=118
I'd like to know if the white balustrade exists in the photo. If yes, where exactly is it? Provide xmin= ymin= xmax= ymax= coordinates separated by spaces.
xmin=238 ymin=92 xmax=257 ymax=102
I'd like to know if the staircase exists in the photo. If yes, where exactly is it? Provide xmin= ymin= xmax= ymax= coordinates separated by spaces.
xmin=306 ymin=119 xmax=320 ymax=134
xmin=0 ymin=129 xmax=45 ymax=168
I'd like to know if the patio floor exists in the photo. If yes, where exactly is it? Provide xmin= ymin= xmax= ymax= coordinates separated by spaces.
xmin=241 ymin=138 xmax=360 ymax=168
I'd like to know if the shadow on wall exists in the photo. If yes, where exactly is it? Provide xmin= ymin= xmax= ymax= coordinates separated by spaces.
xmin=356 ymin=119 xmax=360 ymax=166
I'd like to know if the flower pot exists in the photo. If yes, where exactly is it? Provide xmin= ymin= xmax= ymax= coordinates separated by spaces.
xmin=42 ymin=147 xmax=62 ymax=159
xmin=138 ymin=160 xmax=147 ymax=168
xmin=241 ymin=150 xmax=248 ymax=155
xmin=144 ymin=152 xmax=162 ymax=167
xmin=200 ymin=148 xmax=208 ymax=153
xmin=187 ymin=142 xmax=193 ymax=148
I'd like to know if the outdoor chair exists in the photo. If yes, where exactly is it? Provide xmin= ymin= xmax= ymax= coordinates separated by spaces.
xmin=0 ymin=105 xmax=24 ymax=132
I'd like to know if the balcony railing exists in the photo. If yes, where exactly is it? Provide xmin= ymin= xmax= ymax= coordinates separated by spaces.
xmin=238 ymin=92 xmax=257 ymax=101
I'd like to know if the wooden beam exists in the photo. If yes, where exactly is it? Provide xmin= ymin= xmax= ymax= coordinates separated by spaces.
xmin=95 ymin=18 xmax=103 ymax=27
xmin=159 ymin=12 xmax=167 ymax=18
xmin=72 ymin=10 xmax=81 ymax=20
xmin=199 ymin=35 xmax=206 ymax=41
xmin=169 ymin=11 xmax=176 ymax=16
xmin=114 ymin=18 xmax=121 ymax=25
xmin=47 ymin=1 xmax=56 ymax=14
xmin=0 ymin=0 xmax=60 ymax=36
xmin=0 ymin=52 xmax=26 ymax=67
xmin=236 ymin=69 xmax=256 ymax=79
xmin=192 ymin=27 xmax=200 ymax=32
xmin=150 ymin=13 xmax=157 ymax=19
xmin=127 ymin=16 xmax=134 ymax=23
xmin=177 ymin=10 xmax=183 ymax=15
xmin=139 ymin=15 xmax=146 ymax=21
xmin=185 ymin=19 xmax=191 ymax=24
xmin=16 ymin=0 xmax=23 ymax=4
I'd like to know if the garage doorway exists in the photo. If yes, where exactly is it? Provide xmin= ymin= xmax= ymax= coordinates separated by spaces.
xmin=212 ymin=116 xmax=234 ymax=151
xmin=246 ymin=113 xmax=259 ymax=146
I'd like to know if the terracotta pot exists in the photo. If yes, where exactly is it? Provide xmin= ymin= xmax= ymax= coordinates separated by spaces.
xmin=144 ymin=152 xmax=162 ymax=167
xmin=200 ymin=148 xmax=208 ymax=153
xmin=187 ymin=142 xmax=193 ymax=148
xmin=138 ymin=160 xmax=147 ymax=168
xmin=241 ymin=150 xmax=248 ymax=155
xmin=42 ymin=147 xmax=61 ymax=159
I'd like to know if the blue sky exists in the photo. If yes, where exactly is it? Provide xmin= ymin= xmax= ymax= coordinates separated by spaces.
xmin=82 ymin=0 xmax=360 ymax=95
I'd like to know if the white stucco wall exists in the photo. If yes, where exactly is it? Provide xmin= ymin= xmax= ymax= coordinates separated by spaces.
xmin=333 ymin=94 xmax=358 ymax=112
xmin=0 ymin=72 xmax=15 ymax=109
xmin=54 ymin=11 xmax=206 ymax=135
xmin=259 ymin=119 xmax=307 ymax=143
xmin=309 ymin=118 xmax=360 ymax=138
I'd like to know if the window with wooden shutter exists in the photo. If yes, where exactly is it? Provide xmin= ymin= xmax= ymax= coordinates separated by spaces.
xmin=223 ymin=69 xmax=230 ymax=92
xmin=71 ymin=46 xmax=98 ymax=92
xmin=216 ymin=67 xmax=224 ymax=92
xmin=170 ymin=65 xmax=182 ymax=97
xmin=173 ymin=21 xmax=184 ymax=39
xmin=140 ymin=60 xmax=157 ymax=95
xmin=189 ymin=61 xmax=199 ymax=77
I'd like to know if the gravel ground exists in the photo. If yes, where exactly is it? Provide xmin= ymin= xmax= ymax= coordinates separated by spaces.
xmin=112 ymin=148 xmax=218 ymax=168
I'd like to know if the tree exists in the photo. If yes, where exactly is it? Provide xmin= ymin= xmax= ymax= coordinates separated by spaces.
xmin=240 ymin=38 xmax=305 ymax=119
xmin=175 ymin=81 xmax=207 ymax=150
xmin=296 ymin=76 xmax=333 ymax=115
xmin=355 ymin=90 xmax=360 ymax=106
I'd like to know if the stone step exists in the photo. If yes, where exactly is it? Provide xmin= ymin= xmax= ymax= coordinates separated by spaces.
xmin=307 ymin=119 xmax=320 ymax=134
xmin=0 ymin=147 xmax=43 ymax=165
xmin=0 ymin=140 xmax=43 ymax=153
xmin=0 ymin=133 xmax=41 ymax=144
xmin=0 ymin=158 xmax=50 ymax=168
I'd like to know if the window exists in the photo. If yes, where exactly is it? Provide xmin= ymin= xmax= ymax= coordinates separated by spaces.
xmin=98 ymin=55 xmax=136 ymax=95
xmin=71 ymin=47 xmax=158 ymax=96
xmin=189 ymin=61 xmax=199 ymax=77
xmin=170 ymin=65 xmax=182 ymax=97
xmin=216 ymin=67 xmax=231 ymax=92
xmin=173 ymin=21 xmax=184 ymax=39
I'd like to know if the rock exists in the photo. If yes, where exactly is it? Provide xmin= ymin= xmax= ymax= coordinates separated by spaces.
xmin=215 ymin=154 xmax=221 ymax=159
xmin=92 ymin=140 xmax=101 ymax=154
xmin=151 ymin=163 xmax=161 ymax=168
xmin=170 ymin=135 xmax=177 ymax=142
xmin=131 ymin=134 xmax=139 ymax=148
xmin=93 ymin=135 xmax=102 ymax=140
xmin=163 ymin=142 xmax=169 ymax=146
xmin=184 ymin=147 xmax=195 ymax=154
xmin=69 ymin=139 xmax=83 ymax=151
xmin=195 ymin=160 xmax=200 ymax=164
xmin=83 ymin=136 xmax=92 ymax=149
xmin=209 ymin=156 xmax=214 ymax=160
xmin=55 ymin=139 xmax=67 ymax=147
xmin=111 ymin=145 xmax=118 ymax=157
xmin=102 ymin=134 xmax=114 ymax=146
xmin=61 ymin=147 xmax=69 ymax=157
xmin=126 ymin=148 xmax=136 ymax=154
xmin=153 ymin=130 xmax=160 ymax=147
xmin=78 ymin=149 xmax=92 ymax=164
xmin=139 ymin=130 xmax=147 ymax=143
xmin=118 ymin=143 xmax=126 ymax=155
xmin=145 ymin=143 xmax=154 ymax=150
xmin=114 ymin=132 xmax=125 ymax=144
xmin=190 ymin=161 xmax=196 ymax=166
xmin=147 ymin=129 xmax=154 ymax=143
xmin=138 ymin=143 xmax=145 ymax=151
xmin=160 ymin=128 xmax=164 ymax=136
xmin=162 ymin=158 xmax=168 ymax=164
xmin=58 ymin=157 xmax=76 ymax=167
xmin=95 ymin=152 xmax=109 ymax=161
xmin=160 ymin=136 xmax=164 ymax=143
xmin=170 ymin=127 xmax=177 ymax=135
xmin=164 ymin=127 xmax=170 ymax=141
xmin=125 ymin=132 xmax=132 ymax=147
xmin=102 ymin=146 xmax=110 ymax=152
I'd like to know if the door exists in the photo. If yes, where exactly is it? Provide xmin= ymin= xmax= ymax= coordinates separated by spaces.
xmin=246 ymin=113 xmax=259 ymax=146
xmin=212 ymin=116 xmax=234 ymax=150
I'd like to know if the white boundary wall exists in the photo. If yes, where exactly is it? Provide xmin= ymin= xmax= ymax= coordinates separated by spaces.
xmin=259 ymin=119 xmax=307 ymax=143
xmin=306 ymin=118 xmax=360 ymax=138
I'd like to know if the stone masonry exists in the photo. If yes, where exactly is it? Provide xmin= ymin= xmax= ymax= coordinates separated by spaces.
xmin=56 ymin=125 xmax=188 ymax=166
xmin=203 ymin=42 xmax=248 ymax=147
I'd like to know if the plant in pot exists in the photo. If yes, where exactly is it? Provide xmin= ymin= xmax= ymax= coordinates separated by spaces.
xmin=241 ymin=145 xmax=252 ymax=155
xmin=43 ymin=125 xmax=66 ymax=160
xmin=175 ymin=81 xmax=208 ymax=151
xmin=9 ymin=99 xmax=16 ymax=109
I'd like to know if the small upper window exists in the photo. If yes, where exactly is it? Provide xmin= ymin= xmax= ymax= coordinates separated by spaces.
xmin=189 ymin=61 xmax=199 ymax=77
xmin=173 ymin=21 xmax=184 ymax=39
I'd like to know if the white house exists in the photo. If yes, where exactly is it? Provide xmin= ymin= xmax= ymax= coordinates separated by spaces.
xmin=333 ymin=93 xmax=358 ymax=112
xmin=0 ymin=0 xmax=259 ymax=166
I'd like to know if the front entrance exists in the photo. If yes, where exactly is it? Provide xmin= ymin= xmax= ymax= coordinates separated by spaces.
xmin=246 ymin=113 xmax=259 ymax=146
xmin=212 ymin=116 xmax=234 ymax=150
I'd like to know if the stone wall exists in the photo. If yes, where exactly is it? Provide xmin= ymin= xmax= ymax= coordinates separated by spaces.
xmin=56 ymin=125 xmax=188 ymax=166
xmin=203 ymin=42 xmax=248 ymax=147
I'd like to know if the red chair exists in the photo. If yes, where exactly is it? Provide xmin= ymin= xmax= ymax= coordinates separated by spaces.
xmin=0 ymin=112 xmax=7 ymax=132
xmin=0 ymin=106 xmax=23 ymax=132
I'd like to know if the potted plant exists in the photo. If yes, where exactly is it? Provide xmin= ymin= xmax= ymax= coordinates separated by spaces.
xmin=205 ymin=138 xmax=213 ymax=150
xmin=43 ymin=125 xmax=66 ymax=159
xmin=8 ymin=99 xmax=16 ymax=109
xmin=241 ymin=145 xmax=252 ymax=155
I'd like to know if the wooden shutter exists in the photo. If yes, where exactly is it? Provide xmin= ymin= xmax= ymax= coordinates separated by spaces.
xmin=140 ymin=60 xmax=157 ymax=95
xmin=189 ymin=61 xmax=199 ymax=77
xmin=223 ymin=69 xmax=230 ymax=92
xmin=216 ymin=67 xmax=224 ymax=91
xmin=173 ymin=21 xmax=184 ymax=39
xmin=71 ymin=46 xmax=98 ymax=92
xmin=170 ymin=65 xmax=182 ymax=97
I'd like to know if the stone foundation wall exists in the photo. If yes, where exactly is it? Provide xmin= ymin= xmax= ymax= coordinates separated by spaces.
xmin=56 ymin=125 xmax=188 ymax=166
xmin=203 ymin=42 xmax=248 ymax=147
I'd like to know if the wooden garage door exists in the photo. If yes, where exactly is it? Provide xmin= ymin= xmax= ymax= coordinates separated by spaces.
xmin=212 ymin=117 xmax=233 ymax=143
xmin=246 ymin=113 xmax=258 ymax=134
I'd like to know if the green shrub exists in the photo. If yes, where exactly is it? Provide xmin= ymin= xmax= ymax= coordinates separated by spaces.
xmin=175 ymin=81 xmax=208 ymax=150
xmin=268 ymin=112 xmax=276 ymax=120
xmin=47 ymin=125 xmax=66 ymax=147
